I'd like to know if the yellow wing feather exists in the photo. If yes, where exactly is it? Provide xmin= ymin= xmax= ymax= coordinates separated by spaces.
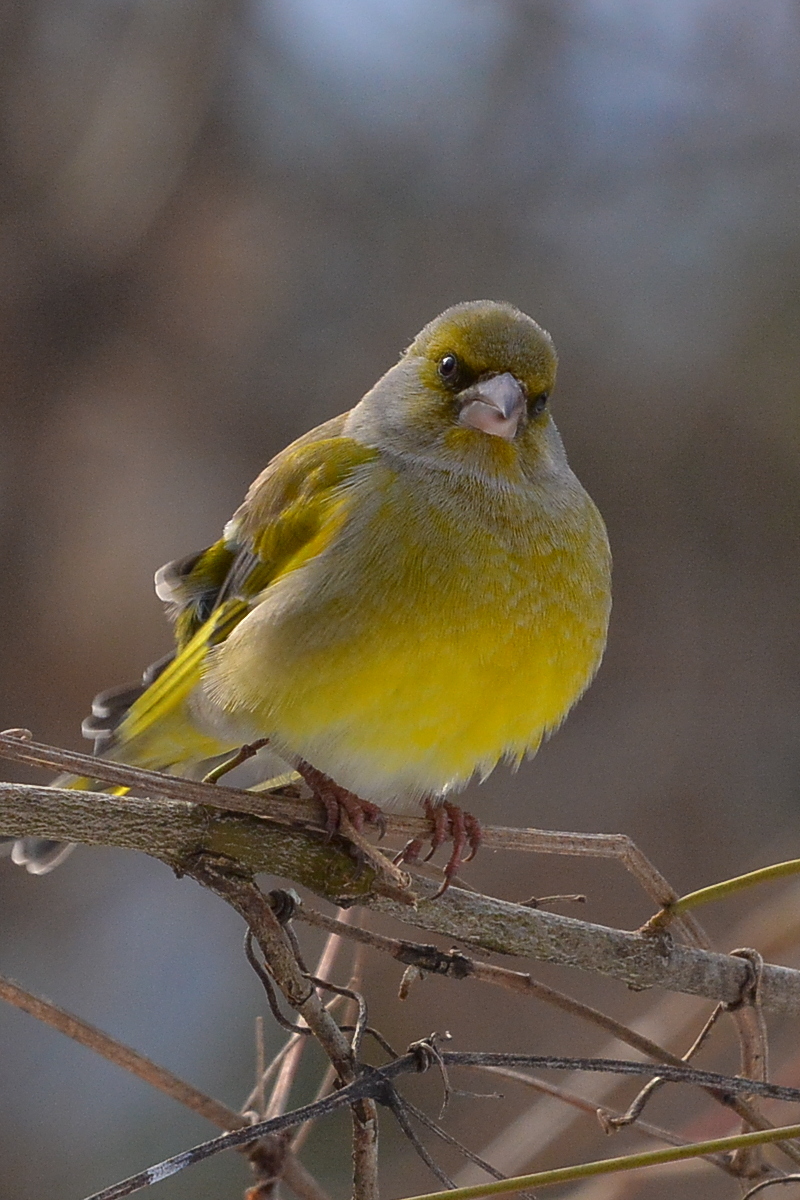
xmin=77 ymin=427 xmax=380 ymax=779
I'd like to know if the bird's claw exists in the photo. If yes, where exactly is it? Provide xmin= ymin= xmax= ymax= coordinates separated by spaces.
xmin=395 ymin=799 xmax=482 ymax=897
xmin=295 ymin=759 xmax=387 ymax=838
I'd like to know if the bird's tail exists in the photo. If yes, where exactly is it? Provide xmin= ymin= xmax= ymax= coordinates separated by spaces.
xmin=8 ymin=620 xmax=239 ymax=873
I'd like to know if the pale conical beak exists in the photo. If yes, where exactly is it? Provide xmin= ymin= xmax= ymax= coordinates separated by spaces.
xmin=457 ymin=372 xmax=526 ymax=440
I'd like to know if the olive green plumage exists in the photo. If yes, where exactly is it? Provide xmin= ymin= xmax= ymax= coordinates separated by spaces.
xmin=9 ymin=300 xmax=611 ymax=872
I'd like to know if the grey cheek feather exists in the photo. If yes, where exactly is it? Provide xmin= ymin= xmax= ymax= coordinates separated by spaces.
xmin=343 ymin=358 xmax=428 ymax=450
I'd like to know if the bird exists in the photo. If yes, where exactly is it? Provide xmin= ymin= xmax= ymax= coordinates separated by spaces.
xmin=6 ymin=300 xmax=611 ymax=890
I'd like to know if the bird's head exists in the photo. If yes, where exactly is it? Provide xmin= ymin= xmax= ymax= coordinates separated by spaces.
xmin=346 ymin=301 xmax=562 ymax=484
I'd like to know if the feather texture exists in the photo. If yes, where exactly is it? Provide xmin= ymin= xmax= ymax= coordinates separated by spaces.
xmin=11 ymin=301 xmax=611 ymax=871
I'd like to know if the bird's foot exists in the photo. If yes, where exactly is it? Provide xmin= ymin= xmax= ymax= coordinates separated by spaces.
xmin=295 ymin=759 xmax=387 ymax=838
xmin=396 ymin=799 xmax=482 ymax=898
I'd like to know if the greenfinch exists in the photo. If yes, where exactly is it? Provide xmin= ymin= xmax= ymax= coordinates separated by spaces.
xmin=9 ymin=301 xmax=611 ymax=884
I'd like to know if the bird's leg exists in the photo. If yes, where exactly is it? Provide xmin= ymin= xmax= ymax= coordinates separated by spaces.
xmin=295 ymin=759 xmax=387 ymax=838
xmin=395 ymin=798 xmax=482 ymax=897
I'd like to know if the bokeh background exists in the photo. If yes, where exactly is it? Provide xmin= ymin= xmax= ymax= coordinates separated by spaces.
xmin=2 ymin=2 xmax=800 ymax=1197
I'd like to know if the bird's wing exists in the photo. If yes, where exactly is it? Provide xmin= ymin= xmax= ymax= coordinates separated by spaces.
xmin=154 ymin=413 xmax=357 ymax=648
xmin=88 ymin=417 xmax=380 ymax=766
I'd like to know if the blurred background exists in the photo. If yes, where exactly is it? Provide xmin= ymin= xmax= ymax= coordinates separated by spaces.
xmin=1 ymin=1 xmax=800 ymax=1197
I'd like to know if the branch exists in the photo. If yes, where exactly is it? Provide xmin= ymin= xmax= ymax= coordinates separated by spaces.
xmin=0 ymin=975 xmax=331 ymax=1200
xmin=80 ymin=1052 xmax=800 ymax=1200
xmin=467 ymin=1066 xmax=735 ymax=1172
xmin=294 ymin=902 xmax=697 ymax=1061
xmin=288 ymin=900 xmax=786 ymax=1136
xmin=183 ymin=857 xmax=380 ymax=1200
xmin=0 ymin=731 xmax=704 ymax=933
xmin=3 ymin=780 xmax=800 ymax=1015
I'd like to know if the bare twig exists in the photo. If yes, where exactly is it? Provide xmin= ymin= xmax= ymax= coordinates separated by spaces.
xmin=742 ymin=1176 xmax=800 ymax=1198
xmin=600 ymin=1000 xmax=728 ymax=1132
xmin=4 ymin=778 xmax=800 ymax=1014
xmin=77 ymin=1052 xmax=800 ymax=1200
xmin=0 ymin=732 xmax=703 ymax=939
xmin=290 ymin=902 xmax=793 ymax=1152
xmin=253 ymin=1016 xmax=266 ymax=1118
xmin=470 ymin=1066 xmax=735 ymax=1171
xmin=294 ymin=902 xmax=690 ymax=1062
xmin=262 ymin=913 xmax=353 ymax=1119
xmin=389 ymin=1094 xmax=457 ymax=1190
xmin=6 ymin=734 xmax=800 ymax=1195
xmin=0 ymin=973 xmax=240 ymax=1128
xmin=729 ymin=948 xmax=773 ymax=1179
xmin=291 ymin=938 xmax=367 ymax=1157
xmin=456 ymin=879 xmax=800 ymax=1186
xmin=0 ymin=974 xmax=331 ymax=1200
xmin=398 ymin=1094 xmax=532 ymax=1189
xmin=244 ymin=919 xmax=358 ymax=1199
xmin=183 ymin=855 xmax=380 ymax=1200
xmin=241 ymin=1029 xmax=326 ymax=1116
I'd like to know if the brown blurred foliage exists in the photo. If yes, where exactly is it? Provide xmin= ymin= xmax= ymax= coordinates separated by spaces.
xmin=1 ymin=2 xmax=800 ymax=1197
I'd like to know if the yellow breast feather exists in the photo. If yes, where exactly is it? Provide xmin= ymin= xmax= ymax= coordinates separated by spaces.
xmin=205 ymin=452 xmax=610 ymax=808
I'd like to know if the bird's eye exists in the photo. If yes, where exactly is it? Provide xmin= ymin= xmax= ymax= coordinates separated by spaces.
xmin=531 ymin=392 xmax=549 ymax=415
xmin=438 ymin=354 xmax=460 ymax=384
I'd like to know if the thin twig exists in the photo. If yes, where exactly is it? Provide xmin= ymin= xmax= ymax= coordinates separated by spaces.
xmin=262 ymin=911 xmax=354 ymax=1122
xmin=184 ymin=857 xmax=380 ymax=1200
xmin=242 ymin=1029 xmax=320 ymax=1116
xmin=0 ymin=974 xmax=331 ymax=1200
xmin=8 ymin=768 xmax=800 ymax=1177
xmin=240 ymin=994 xmax=349 ymax=1117
xmin=7 ymin=775 xmax=800 ymax=1014
xmin=399 ymin=1094 xmax=528 ymax=1186
xmin=600 ymin=1001 xmax=728 ymax=1131
xmin=5 ymin=733 xmax=800 ymax=1191
xmin=388 ymin=1093 xmax=457 ymax=1189
xmin=291 ymin=901 xmax=788 ymax=1139
xmin=253 ymin=1016 xmax=266 ymax=1118
xmin=246 ymin=929 xmax=313 ymax=1035
xmin=0 ymin=732 xmax=704 ymax=940
xmin=310 ymin=975 xmax=369 ymax=1058
xmin=469 ymin=1066 xmax=735 ymax=1172
xmin=78 ymin=1052 xmax=800 ymax=1200
xmin=291 ymin=939 xmax=367 ymax=1157
xmin=294 ymin=903 xmax=690 ymax=1062
xmin=457 ymin=880 xmax=800 ymax=1186
xmin=0 ymin=974 xmax=242 ymax=1129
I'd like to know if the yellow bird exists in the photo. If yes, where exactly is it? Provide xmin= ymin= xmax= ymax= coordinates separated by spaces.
xmin=9 ymin=301 xmax=611 ymax=886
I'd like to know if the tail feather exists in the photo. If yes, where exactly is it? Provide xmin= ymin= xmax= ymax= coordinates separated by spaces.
xmin=11 ymin=838 xmax=78 ymax=874
xmin=81 ymin=653 xmax=174 ymax=755
xmin=10 ymin=617 xmax=242 ymax=873
xmin=10 ymin=599 xmax=255 ymax=874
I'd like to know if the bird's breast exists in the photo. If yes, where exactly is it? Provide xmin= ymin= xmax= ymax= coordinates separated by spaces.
xmin=208 ymin=461 xmax=611 ymax=805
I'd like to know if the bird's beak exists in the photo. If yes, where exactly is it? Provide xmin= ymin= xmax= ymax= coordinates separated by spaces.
xmin=457 ymin=373 xmax=526 ymax=440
